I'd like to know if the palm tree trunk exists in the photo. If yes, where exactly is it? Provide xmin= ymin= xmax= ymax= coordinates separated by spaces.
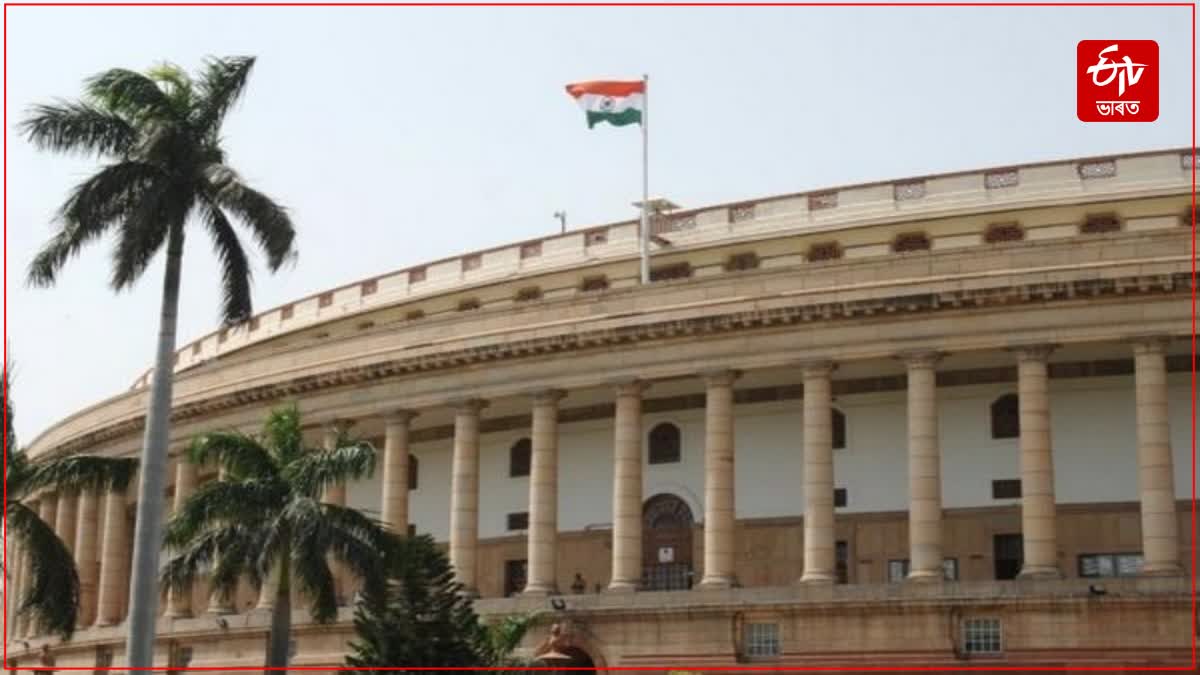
xmin=264 ymin=562 xmax=292 ymax=674
xmin=124 ymin=222 xmax=186 ymax=670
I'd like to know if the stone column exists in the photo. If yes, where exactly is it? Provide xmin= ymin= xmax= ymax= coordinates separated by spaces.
xmin=54 ymin=491 xmax=78 ymax=556
xmin=800 ymin=361 xmax=836 ymax=584
xmin=207 ymin=466 xmax=237 ymax=614
xmin=904 ymin=351 xmax=944 ymax=582
xmin=38 ymin=494 xmax=58 ymax=540
xmin=11 ymin=531 xmax=27 ymax=637
xmin=449 ymin=399 xmax=486 ymax=595
xmin=1133 ymin=337 xmax=1182 ymax=576
xmin=166 ymin=459 xmax=198 ymax=617
xmin=1016 ymin=345 xmax=1061 ymax=579
xmin=74 ymin=489 xmax=102 ymax=627
xmin=608 ymin=380 xmax=648 ymax=593
xmin=95 ymin=488 xmax=129 ymax=626
xmin=322 ymin=424 xmax=352 ymax=605
xmin=524 ymin=390 xmax=566 ymax=596
xmin=699 ymin=370 xmax=740 ymax=590
xmin=381 ymin=411 xmax=418 ymax=534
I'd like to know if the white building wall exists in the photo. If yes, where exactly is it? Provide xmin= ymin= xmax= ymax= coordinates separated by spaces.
xmin=390 ymin=373 xmax=1195 ymax=542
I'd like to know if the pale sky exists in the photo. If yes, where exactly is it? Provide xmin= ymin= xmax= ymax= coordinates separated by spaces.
xmin=4 ymin=4 xmax=1194 ymax=444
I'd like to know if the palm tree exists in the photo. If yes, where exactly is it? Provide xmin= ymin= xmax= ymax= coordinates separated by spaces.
xmin=4 ymin=360 xmax=138 ymax=639
xmin=20 ymin=57 xmax=297 ymax=667
xmin=161 ymin=405 xmax=395 ymax=674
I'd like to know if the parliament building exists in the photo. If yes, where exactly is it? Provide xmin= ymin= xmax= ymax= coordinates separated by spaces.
xmin=7 ymin=146 xmax=1197 ymax=671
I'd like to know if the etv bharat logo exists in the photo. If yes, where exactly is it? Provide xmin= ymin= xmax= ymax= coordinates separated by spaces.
xmin=1077 ymin=40 xmax=1158 ymax=122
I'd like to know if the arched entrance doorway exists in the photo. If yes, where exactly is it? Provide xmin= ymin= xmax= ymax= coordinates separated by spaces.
xmin=642 ymin=493 xmax=695 ymax=591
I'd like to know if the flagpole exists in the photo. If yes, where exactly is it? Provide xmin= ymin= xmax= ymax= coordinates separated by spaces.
xmin=640 ymin=73 xmax=650 ymax=285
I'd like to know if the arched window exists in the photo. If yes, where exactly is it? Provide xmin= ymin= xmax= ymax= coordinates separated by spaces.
xmin=648 ymin=423 xmax=682 ymax=465
xmin=408 ymin=454 xmax=419 ymax=490
xmin=832 ymin=408 xmax=847 ymax=450
xmin=509 ymin=438 xmax=532 ymax=477
xmin=990 ymin=394 xmax=1020 ymax=439
xmin=892 ymin=231 xmax=931 ymax=253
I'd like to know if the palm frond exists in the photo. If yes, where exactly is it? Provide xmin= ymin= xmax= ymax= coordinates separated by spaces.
xmin=163 ymin=478 xmax=284 ymax=548
xmin=286 ymin=498 xmax=339 ymax=622
xmin=18 ymin=101 xmax=136 ymax=157
xmin=7 ymin=500 xmax=79 ymax=638
xmin=203 ymin=166 xmax=296 ymax=271
xmin=283 ymin=441 xmax=377 ymax=500
xmin=191 ymin=56 xmax=257 ymax=137
xmin=84 ymin=68 xmax=172 ymax=121
xmin=109 ymin=189 xmax=188 ymax=291
xmin=187 ymin=430 xmax=278 ymax=480
xmin=262 ymin=405 xmax=304 ymax=466
xmin=25 ymin=455 xmax=138 ymax=494
xmin=199 ymin=198 xmax=253 ymax=326
xmin=27 ymin=162 xmax=165 ymax=288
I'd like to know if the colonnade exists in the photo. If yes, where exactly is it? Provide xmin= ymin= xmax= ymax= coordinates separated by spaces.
xmin=6 ymin=339 xmax=1183 ymax=640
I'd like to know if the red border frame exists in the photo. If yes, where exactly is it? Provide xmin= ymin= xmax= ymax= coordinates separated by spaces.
xmin=0 ymin=3 xmax=1195 ymax=667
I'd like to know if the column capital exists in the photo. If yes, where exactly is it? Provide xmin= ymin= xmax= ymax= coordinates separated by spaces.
xmin=613 ymin=378 xmax=650 ymax=397
xmin=702 ymin=369 xmax=741 ymax=387
xmin=897 ymin=349 xmax=943 ymax=369
xmin=1010 ymin=343 xmax=1058 ymax=363
xmin=1130 ymin=334 xmax=1173 ymax=355
xmin=800 ymin=359 xmax=837 ymax=379
xmin=449 ymin=397 xmax=488 ymax=414
xmin=384 ymin=409 xmax=419 ymax=425
xmin=530 ymin=389 xmax=567 ymax=405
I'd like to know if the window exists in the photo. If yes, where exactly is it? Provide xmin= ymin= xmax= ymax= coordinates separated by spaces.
xmin=648 ymin=422 xmax=682 ymax=464
xmin=94 ymin=647 xmax=113 ymax=675
xmin=991 ymin=479 xmax=1022 ymax=500
xmin=462 ymin=254 xmax=483 ymax=271
xmin=835 ymin=540 xmax=849 ymax=584
xmin=962 ymin=618 xmax=1002 ymax=655
xmin=509 ymin=438 xmax=532 ymax=477
xmin=166 ymin=645 xmax=192 ymax=675
xmin=942 ymin=558 xmax=960 ymax=581
xmin=990 ymin=394 xmax=1019 ymax=439
xmin=887 ymin=559 xmax=910 ymax=583
xmin=515 ymin=286 xmax=542 ymax=303
xmin=984 ymin=222 xmax=1025 ymax=244
xmin=281 ymin=304 xmax=294 ymax=320
xmin=405 ymin=309 xmax=426 ymax=321
xmin=248 ymin=316 xmax=260 ymax=331
xmin=580 ymin=275 xmax=609 ymax=292
xmin=1079 ymin=553 xmax=1144 ymax=578
xmin=892 ymin=231 xmax=931 ymax=253
xmin=409 ymin=267 xmax=427 ymax=284
xmin=520 ymin=242 xmax=542 ymax=259
xmin=457 ymin=297 xmax=481 ymax=311
xmin=806 ymin=241 xmax=843 ymax=262
xmin=993 ymin=534 xmax=1023 ymax=580
xmin=1080 ymin=214 xmax=1121 ymax=234
xmin=808 ymin=192 xmax=837 ymax=210
xmin=504 ymin=559 xmax=527 ymax=597
xmin=744 ymin=622 xmax=781 ymax=659
xmin=507 ymin=511 xmax=529 ymax=531
xmin=361 ymin=279 xmax=378 ymax=296
xmin=832 ymin=408 xmax=846 ymax=449
xmin=725 ymin=252 xmax=760 ymax=272
xmin=408 ymin=454 xmax=419 ymax=490
xmin=833 ymin=488 xmax=848 ymax=508
xmin=649 ymin=262 xmax=692 ymax=282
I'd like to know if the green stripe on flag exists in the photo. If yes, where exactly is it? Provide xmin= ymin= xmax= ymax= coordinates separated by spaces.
xmin=586 ymin=109 xmax=642 ymax=128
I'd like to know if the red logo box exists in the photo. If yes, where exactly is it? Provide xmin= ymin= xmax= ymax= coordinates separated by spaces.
xmin=1077 ymin=40 xmax=1158 ymax=122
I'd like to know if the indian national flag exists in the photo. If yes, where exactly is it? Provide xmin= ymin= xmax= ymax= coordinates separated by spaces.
xmin=565 ymin=80 xmax=645 ymax=128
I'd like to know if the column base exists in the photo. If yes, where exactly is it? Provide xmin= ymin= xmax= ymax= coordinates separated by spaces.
xmin=797 ymin=571 xmax=836 ymax=585
xmin=1017 ymin=565 xmax=1062 ymax=580
xmin=697 ymin=576 xmax=735 ymax=590
xmin=905 ymin=569 xmax=943 ymax=583
xmin=521 ymin=583 xmax=560 ymax=597
xmin=1140 ymin=563 xmax=1184 ymax=577
xmin=606 ymin=580 xmax=639 ymax=593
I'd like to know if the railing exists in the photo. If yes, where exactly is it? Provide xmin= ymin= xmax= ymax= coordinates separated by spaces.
xmin=643 ymin=563 xmax=694 ymax=591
